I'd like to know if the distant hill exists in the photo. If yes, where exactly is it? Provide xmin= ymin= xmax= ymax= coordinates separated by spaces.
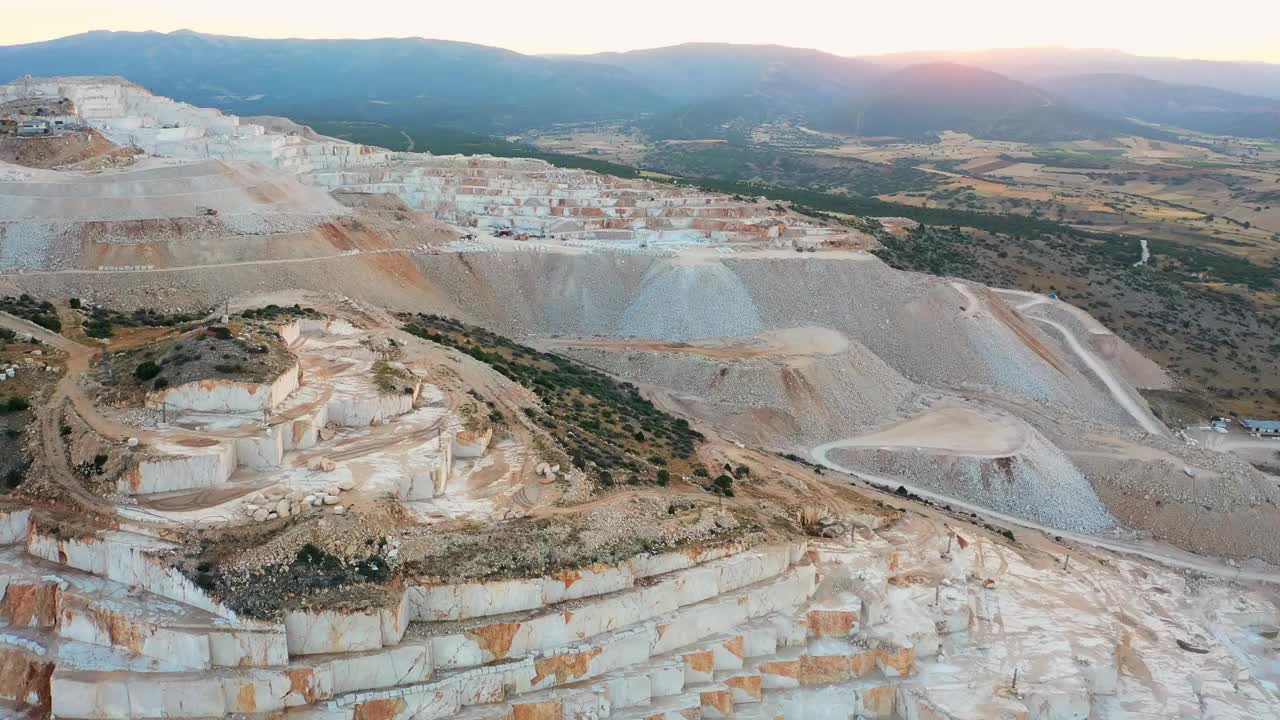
xmin=867 ymin=48 xmax=1280 ymax=100
xmin=570 ymin=43 xmax=883 ymax=141
xmin=572 ymin=43 xmax=881 ymax=105
xmin=0 ymin=30 xmax=666 ymax=130
xmin=814 ymin=63 xmax=1143 ymax=142
xmin=2 ymin=33 xmax=1276 ymax=142
xmin=1038 ymin=74 xmax=1280 ymax=138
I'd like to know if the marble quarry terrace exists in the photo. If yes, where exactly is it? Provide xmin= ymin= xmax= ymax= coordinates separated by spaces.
xmin=0 ymin=76 xmax=867 ymax=256
xmin=0 ymin=76 xmax=1278 ymax=720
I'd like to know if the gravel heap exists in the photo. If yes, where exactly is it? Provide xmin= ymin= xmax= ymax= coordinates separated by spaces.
xmin=398 ymin=494 xmax=768 ymax=581
xmin=833 ymin=421 xmax=1117 ymax=533
xmin=0 ymin=222 xmax=74 ymax=271
xmin=620 ymin=262 xmax=765 ymax=340
xmin=560 ymin=335 xmax=920 ymax=450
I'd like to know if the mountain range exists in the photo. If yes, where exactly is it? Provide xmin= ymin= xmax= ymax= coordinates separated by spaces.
xmin=1 ymin=31 xmax=1277 ymax=141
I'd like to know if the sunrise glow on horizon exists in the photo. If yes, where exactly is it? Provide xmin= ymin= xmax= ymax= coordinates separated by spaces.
xmin=3 ymin=0 xmax=1278 ymax=63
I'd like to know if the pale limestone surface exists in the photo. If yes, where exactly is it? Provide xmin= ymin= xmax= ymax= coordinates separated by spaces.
xmin=6 ymin=513 xmax=1278 ymax=720
xmin=0 ymin=77 xmax=866 ymax=249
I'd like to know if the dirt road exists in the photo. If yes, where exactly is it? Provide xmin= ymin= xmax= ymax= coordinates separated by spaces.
xmin=995 ymin=287 xmax=1166 ymax=437
xmin=0 ymin=310 xmax=123 ymax=516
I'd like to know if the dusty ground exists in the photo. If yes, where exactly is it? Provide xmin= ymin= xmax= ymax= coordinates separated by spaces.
xmin=0 ymin=129 xmax=138 ymax=170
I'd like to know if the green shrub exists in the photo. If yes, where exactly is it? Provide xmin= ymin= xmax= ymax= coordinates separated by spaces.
xmin=32 ymin=315 xmax=60 ymax=332
xmin=84 ymin=319 xmax=114 ymax=338
xmin=134 ymin=361 xmax=162 ymax=381
xmin=3 ymin=397 xmax=30 ymax=412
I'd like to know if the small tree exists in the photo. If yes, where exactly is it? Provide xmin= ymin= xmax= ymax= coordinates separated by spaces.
xmin=134 ymin=361 xmax=162 ymax=381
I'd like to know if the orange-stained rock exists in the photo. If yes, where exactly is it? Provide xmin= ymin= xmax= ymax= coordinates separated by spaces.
xmin=557 ymin=569 xmax=582 ymax=589
xmin=724 ymin=674 xmax=763 ymax=700
xmin=887 ymin=573 xmax=934 ymax=587
xmin=235 ymin=683 xmax=257 ymax=712
xmin=530 ymin=647 xmax=602 ymax=686
xmin=849 ymin=650 xmax=878 ymax=678
xmin=0 ymin=649 xmax=54 ymax=706
xmin=467 ymin=622 xmax=523 ymax=660
xmin=700 ymin=688 xmax=734 ymax=716
xmin=512 ymin=699 xmax=562 ymax=720
xmin=75 ymin=605 xmax=145 ymax=654
xmin=861 ymin=683 xmax=897 ymax=718
xmin=758 ymin=658 xmax=801 ymax=679
xmin=721 ymin=636 xmax=744 ymax=659
xmin=799 ymin=654 xmax=855 ymax=685
xmin=806 ymin=610 xmax=858 ymax=637
xmin=353 ymin=697 xmax=407 ymax=720
xmin=682 ymin=650 xmax=715 ymax=674
xmin=288 ymin=668 xmax=325 ymax=703
xmin=3 ymin=582 xmax=58 ymax=628
xmin=877 ymin=645 xmax=915 ymax=676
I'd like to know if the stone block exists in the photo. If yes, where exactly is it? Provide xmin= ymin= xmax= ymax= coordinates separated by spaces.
xmin=224 ymin=669 xmax=323 ymax=713
xmin=741 ymin=624 xmax=778 ymax=658
xmin=542 ymin=564 xmax=633 ymax=605
xmin=452 ymin=428 xmax=494 ymax=458
xmin=307 ymin=644 xmax=432 ymax=697
xmin=207 ymin=626 xmax=290 ymax=667
xmin=0 ymin=509 xmax=30 ymax=546
xmin=122 ymin=442 xmax=236 ymax=495
xmin=805 ymin=608 xmax=859 ymax=639
xmin=50 ymin=670 xmax=130 ymax=719
xmin=700 ymin=687 xmax=735 ymax=719
xmin=722 ymin=672 xmax=763 ymax=704
xmin=681 ymin=650 xmax=715 ymax=685
xmin=646 ymin=660 xmax=686 ymax=697
xmin=711 ymin=635 xmax=745 ymax=671
xmin=601 ymin=672 xmax=652 ymax=710
xmin=874 ymin=642 xmax=915 ymax=678
xmin=0 ymin=580 xmax=58 ymax=628
xmin=147 ymin=364 xmax=300 ymax=413
xmin=285 ymin=607 xmax=384 ymax=655
xmin=0 ymin=645 xmax=54 ymax=706
xmin=236 ymin=428 xmax=286 ymax=470
xmin=408 ymin=577 xmax=546 ymax=622
xmin=856 ymin=683 xmax=898 ymax=719
xmin=769 ymin=615 xmax=808 ymax=649
xmin=431 ymin=631 xmax=488 ymax=670
xmin=56 ymin=593 xmax=212 ymax=669
xmin=380 ymin=591 xmax=411 ymax=645
xmin=27 ymin=529 xmax=238 ymax=619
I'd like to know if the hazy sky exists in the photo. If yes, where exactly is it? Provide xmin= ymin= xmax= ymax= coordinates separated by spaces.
xmin=5 ymin=0 xmax=1279 ymax=63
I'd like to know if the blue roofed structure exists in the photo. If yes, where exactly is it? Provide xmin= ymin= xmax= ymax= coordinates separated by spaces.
xmin=1240 ymin=419 xmax=1280 ymax=437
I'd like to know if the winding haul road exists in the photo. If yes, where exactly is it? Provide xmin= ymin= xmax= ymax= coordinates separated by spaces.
xmin=808 ymin=284 xmax=1276 ymax=585
xmin=998 ymin=286 xmax=1167 ymax=437
xmin=810 ymin=446 xmax=1280 ymax=585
